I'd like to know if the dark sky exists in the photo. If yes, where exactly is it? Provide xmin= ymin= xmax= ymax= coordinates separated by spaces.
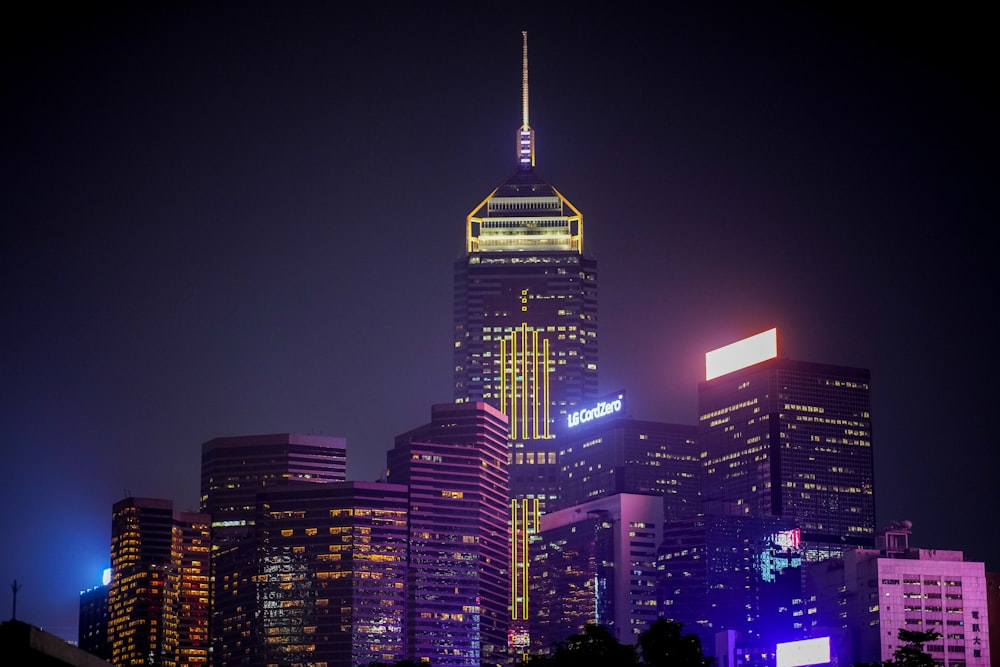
xmin=2 ymin=2 xmax=995 ymax=641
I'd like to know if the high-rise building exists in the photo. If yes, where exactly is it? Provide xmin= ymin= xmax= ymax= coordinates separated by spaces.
xmin=200 ymin=433 xmax=347 ymax=546
xmin=529 ymin=493 xmax=664 ymax=649
xmin=107 ymin=497 xmax=210 ymax=667
xmin=211 ymin=481 xmax=409 ymax=667
xmin=452 ymin=31 xmax=597 ymax=648
xmin=808 ymin=524 xmax=992 ymax=666
xmin=78 ymin=571 xmax=111 ymax=661
xmin=698 ymin=328 xmax=875 ymax=561
xmin=656 ymin=514 xmax=805 ymax=660
xmin=555 ymin=391 xmax=702 ymax=519
xmin=386 ymin=402 xmax=510 ymax=667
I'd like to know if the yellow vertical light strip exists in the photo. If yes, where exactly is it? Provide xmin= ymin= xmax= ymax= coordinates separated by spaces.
xmin=510 ymin=330 xmax=517 ymax=439
xmin=521 ymin=498 xmax=529 ymax=618
xmin=521 ymin=324 xmax=528 ymax=441
xmin=500 ymin=337 xmax=507 ymax=417
xmin=532 ymin=329 xmax=539 ymax=440
xmin=543 ymin=338 xmax=551 ymax=438
xmin=510 ymin=499 xmax=517 ymax=620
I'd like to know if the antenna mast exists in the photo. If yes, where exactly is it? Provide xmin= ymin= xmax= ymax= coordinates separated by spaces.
xmin=517 ymin=31 xmax=535 ymax=168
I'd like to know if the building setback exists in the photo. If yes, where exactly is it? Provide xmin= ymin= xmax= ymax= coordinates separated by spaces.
xmin=387 ymin=402 xmax=510 ymax=667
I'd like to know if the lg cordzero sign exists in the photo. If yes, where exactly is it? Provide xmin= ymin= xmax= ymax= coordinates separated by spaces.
xmin=566 ymin=392 xmax=625 ymax=429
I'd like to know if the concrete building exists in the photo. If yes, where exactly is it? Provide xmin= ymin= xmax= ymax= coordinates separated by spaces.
xmin=1 ymin=619 xmax=115 ymax=667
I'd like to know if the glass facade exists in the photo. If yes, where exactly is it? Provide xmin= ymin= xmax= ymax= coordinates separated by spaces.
xmin=699 ymin=358 xmax=875 ymax=555
xmin=200 ymin=433 xmax=347 ymax=547
xmin=656 ymin=514 xmax=805 ymax=660
xmin=556 ymin=414 xmax=702 ymax=520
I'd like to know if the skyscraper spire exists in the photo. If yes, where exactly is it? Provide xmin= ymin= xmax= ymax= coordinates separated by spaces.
xmin=517 ymin=31 xmax=535 ymax=169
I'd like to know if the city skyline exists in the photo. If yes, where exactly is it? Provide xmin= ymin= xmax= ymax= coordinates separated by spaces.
xmin=2 ymin=2 xmax=995 ymax=642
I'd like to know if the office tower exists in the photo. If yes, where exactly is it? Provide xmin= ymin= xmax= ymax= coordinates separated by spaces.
xmin=200 ymin=433 xmax=346 ymax=546
xmin=555 ymin=391 xmax=702 ymax=518
xmin=699 ymin=328 xmax=875 ymax=561
xmin=656 ymin=515 xmax=805 ymax=660
xmin=78 ymin=571 xmax=111 ymax=661
xmin=107 ymin=497 xmax=211 ymax=667
xmin=808 ymin=524 xmax=992 ymax=666
xmin=211 ymin=481 xmax=409 ymax=667
xmin=530 ymin=493 xmax=664 ymax=650
xmin=386 ymin=402 xmax=509 ymax=667
xmin=452 ymin=31 xmax=597 ymax=648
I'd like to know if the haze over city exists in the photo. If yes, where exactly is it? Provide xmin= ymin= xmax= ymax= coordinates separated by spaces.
xmin=2 ymin=2 xmax=995 ymax=642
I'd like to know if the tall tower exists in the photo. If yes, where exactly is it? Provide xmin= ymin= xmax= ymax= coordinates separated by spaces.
xmin=453 ymin=30 xmax=598 ymax=454
xmin=453 ymin=33 xmax=598 ymax=648
xmin=698 ymin=328 xmax=876 ymax=561
xmin=107 ymin=497 xmax=211 ymax=667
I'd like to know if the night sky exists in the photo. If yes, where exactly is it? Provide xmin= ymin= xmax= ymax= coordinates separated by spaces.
xmin=2 ymin=3 xmax=995 ymax=641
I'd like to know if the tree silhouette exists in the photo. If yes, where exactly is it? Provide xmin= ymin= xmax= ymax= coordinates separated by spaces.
xmin=526 ymin=623 xmax=637 ymax=667
xmin=855 ymin=628 xmax=940 ymax=667
xmin=638 ymin=619 xmax=714 ymax=667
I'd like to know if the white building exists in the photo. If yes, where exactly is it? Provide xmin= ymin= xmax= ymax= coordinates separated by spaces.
xmin=808 ymin=524 xmax=991 ymax=666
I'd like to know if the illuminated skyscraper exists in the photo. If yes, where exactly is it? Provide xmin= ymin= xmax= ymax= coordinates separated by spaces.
xmin=107 ymin=497 xmax=210 ymax=667
xmin=200 ymin=433 xmax=347 ymax=546
xmin=386 ymin=402 xmax=510 ymax=667
xmin=555 ymin=391 xmax=702 ymax=519
xmin=699 ymin=328 xmax=876 ymax=560
xmin=453 ymin=32 xmax=597 ymax=648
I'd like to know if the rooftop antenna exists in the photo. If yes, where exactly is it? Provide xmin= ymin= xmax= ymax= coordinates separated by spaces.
xmin=11 ymin=579 xmax=21 ymax=620
xmin=517 ymin=31 xmax=535 ymax=169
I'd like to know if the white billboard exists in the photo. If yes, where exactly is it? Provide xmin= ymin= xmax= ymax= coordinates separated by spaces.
xmin=705 ymin=327 xmax=778 ymax=380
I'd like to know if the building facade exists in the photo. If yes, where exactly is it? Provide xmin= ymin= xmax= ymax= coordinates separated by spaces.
xmin=210 ymin=481 xmax=409 ymax=667
xmin=699 ymin=329 xmax=875 ymax=561
xmin=656 ymin=514 xmax=806 ymax=660
xmin=555 ymin=393 xmax=702 ymax=519
xmin=387 ymin=402 xmax=510 ymax=667
xmin=78 ymin=575 xmax=111 ymax=661
xmin=200 ymin=433 xmax=347 ymax=546
xmin=808 ymin=525 xmax=991 ymax=666
xmin=530 ymin=493 xmax=664 ymax=650
xmin=107 ymin=497 xmax=211 ymax=667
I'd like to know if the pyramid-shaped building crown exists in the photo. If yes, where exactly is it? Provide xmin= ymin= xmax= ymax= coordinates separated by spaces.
xmin=465 ymin=32 xmax=583 ymax=254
